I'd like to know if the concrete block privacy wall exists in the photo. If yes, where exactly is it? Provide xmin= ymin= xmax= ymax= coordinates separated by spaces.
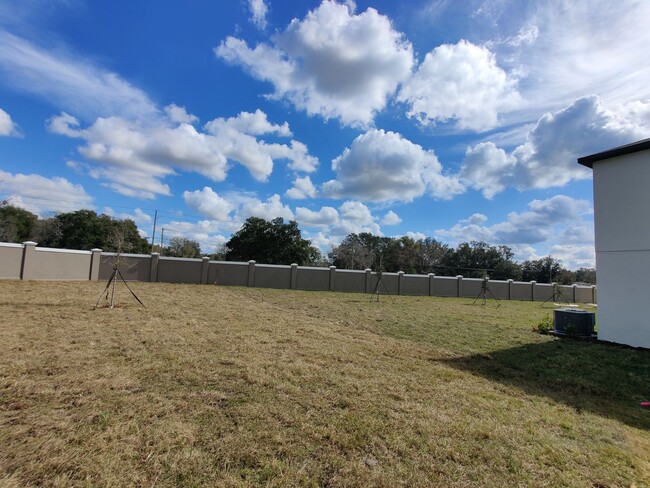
xmin=0 ymin=242 xmax=598 ymax=304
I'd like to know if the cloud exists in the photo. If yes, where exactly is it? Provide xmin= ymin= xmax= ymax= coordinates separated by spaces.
xmin=398 ymin=40 xmax=520 ymax=131
xmin=436 ymin=195 xmax=592 ymax=255
xmin=216 ymin=1 xmax=414 ymax=127
xmin=0 ymin=107 xmax=19 ymax=136
xmin=295 ymin=206 xmax=339 ymax=227
xmin=461 ymin=96 xmax=648 ymax=198
xmin=48 ymin=108 xmax=317 ymax=199
xmin=381 ymin=210 xmax=401 ymax=225
xmin=548 ymin=244 xmax=595 ymax=270
xmin=405 ymin=231 xmax=426 ymax=241
xmin=0 ymin=170 xmax=93 ymax=216
xmin=0 ymin=30 xmax=156 ymax=120
xmin=183 ymin=187 xmax=234 ymax=221
xmin=247 ymin=0 xmax=269 ymax=30
xmin=164 ymin=104 xmax=198 ymax=125
xmin=323 ymin=129 xmax=464 ymax=202
xmin=156 ymin=218 xmax=230 ymax=254
xmin=334 ymin=200 xmax=381 ymax=235
xmin=236 ymin=194 xmax=294 ymax=222
xmin=102 ymin=207 xmax=152 ymax=238
xmin=285 ymin=175 xmax=317 ymax=199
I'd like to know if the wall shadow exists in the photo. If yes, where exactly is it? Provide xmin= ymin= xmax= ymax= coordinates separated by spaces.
xmin=441 ymin=338 xmax=650 ymax=429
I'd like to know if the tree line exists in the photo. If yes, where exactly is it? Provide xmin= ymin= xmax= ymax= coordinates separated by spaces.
xmin=328 ymin=233 xmax=595 ymax=284
xmin=0 ymin=204 xmax=595 ymax=283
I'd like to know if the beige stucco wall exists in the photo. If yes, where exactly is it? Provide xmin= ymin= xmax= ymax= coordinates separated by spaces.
xmin=0 ymin=243 xmax=23 ymax=279
xmin=31 ymin=247 xmax=92 ymax=280
xmin=336 ymin=269 xmax=367 ymax=293
xmin=157 ymin=257 xmax=202 ymax=284
xmin=434 ymin=276 xmax=458 ymax=297
xmin=254 ymin=264 xmax=291 ymax=289
xmin=0 ymin=244 xmax=599 ymax=307
xmin=296 ymin=267 xmax=330 ymax=291
xmin=208 ymin=261 xmax=248 ymax=286
xmin=99 ymin=254 xmax=151 ymax=282
xmin=401 ymin=274 xmax=429 ymax=296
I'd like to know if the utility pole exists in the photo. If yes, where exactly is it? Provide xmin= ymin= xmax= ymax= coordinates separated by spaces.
xmin=160 ymin=228 xmax=165 ymax=256
xmin=150 ymin=210 xmax=158 ymax=253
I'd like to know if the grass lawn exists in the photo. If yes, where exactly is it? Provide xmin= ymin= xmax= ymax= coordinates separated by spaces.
xmin=1 ymin=281 xmax=648 ymax=487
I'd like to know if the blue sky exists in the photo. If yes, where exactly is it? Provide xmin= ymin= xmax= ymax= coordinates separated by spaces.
xmin=1 ymin=0 xmax=649 ymax=268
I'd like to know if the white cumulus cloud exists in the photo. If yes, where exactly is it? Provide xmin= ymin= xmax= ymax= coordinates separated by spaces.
xmin=285 ymin=175 xmax=317 ymax=199
xmin=0 ymin=107 xmax=19 ymax=136
xmin=236 ymin=194 xmax=294 ymax=222
xmin=381 ymin=210 xmax=401 ymax=225
xmin=0 ymin=170 xmax=93 ymax=216
xmin=436 ymin=195 xmax=593 ymax=264
xmin=248 ymin=0 xmax=269 ymax=30
xmin=398 ymin=40 xmax=520 ymax=131
xmin=461 ymin=96 xmax=648 ymax=198
xmin=183 ymin=187 xmax=234 ymax=221
xmin=215 ymin=1 xmax=414 ymax=127
xmin=323 ymin=129 xmax=464 ymax=202
xmin=48 ymin=108 xmax=317 ymax=199
xmin=295 ymin=206 xmax=339 ymax=227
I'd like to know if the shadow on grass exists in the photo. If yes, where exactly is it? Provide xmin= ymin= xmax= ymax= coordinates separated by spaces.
xmin=442 ymin=338 xmax=650 ymax=430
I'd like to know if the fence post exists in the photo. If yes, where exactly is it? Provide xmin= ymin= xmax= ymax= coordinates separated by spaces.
xmin=572 ymin=284 xmax=577 ymax=304
xmin=456 ymin=275 xmax=463 ymax=297
xmin=150 ymin=252 xmax=160 ymax=282
xmin=291 ymin=263 xmax=298 ymax=290
xmin=201 ymin=256 xmax=210 ymax=285
xmin=592 ymin=285 xmax=597 ymax=304
xmin=365 ymin=268 xmax=372 ymax=293
xmin=247 ymin=260 xmax=256 ymax=287
xmin=530 ymin=281 xmax=536 ymax=301
xmin=329 ymin=266 xmax=336 ymax=291
xmin=397 ymin=271 xmax=404 ymax=295
xmin=507 ymin=279 xmax=513 ymax=300
xmin=20 ymin=241 xmax=37 ymax=280
xmin=428 ymin=273 xmax=435 ymax=296
xmin=90 ymin=248 xmax=102 ymax=281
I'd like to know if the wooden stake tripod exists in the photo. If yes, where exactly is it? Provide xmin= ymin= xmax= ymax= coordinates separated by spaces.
xmin=540 ymin=282 xmax=570 ymax=307
xmin=473 ymin=276 xmax=500 ymax=306
xmin=95 ymin=265 xmax=146 ymax=309
xmin=369 ymin=267 xmax=393 ymax=303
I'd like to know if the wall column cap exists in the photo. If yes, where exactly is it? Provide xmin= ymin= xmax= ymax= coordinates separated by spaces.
xmin=23 ymin=241 xmax=37 ymax=246
xmin=91 ymin=248 xmax=103 ymax=252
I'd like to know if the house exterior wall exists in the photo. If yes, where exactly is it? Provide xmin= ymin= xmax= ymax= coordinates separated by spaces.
xmin=592 ymin=150 xmax=650 ymax=348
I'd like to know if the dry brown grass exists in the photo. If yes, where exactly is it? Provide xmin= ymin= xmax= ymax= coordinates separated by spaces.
xmin=1 ymin=280 xmax=648 ymax=487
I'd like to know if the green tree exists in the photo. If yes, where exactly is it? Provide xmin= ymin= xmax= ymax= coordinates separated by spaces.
xmin=521 ymin=257 xmax=564 ymax=283
xmin=226 ymin=217 xmax=319 ymax=265
xmin=166 ymin=236 xmax=202 ymax=258
xmin=329 ymin=233 xmax=377 ymax=269
xmin=37 ymin=209 xmax=148 ymax=252
xmin=575 ymin=267 xmax=596 ymax=284
xmin=0 ymin=205 xmax=38 ymax=242
xmin=442 ymin=241 xmax=522 ymax=279
xmin=413 ymin=237 xmax=451 ymax=274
